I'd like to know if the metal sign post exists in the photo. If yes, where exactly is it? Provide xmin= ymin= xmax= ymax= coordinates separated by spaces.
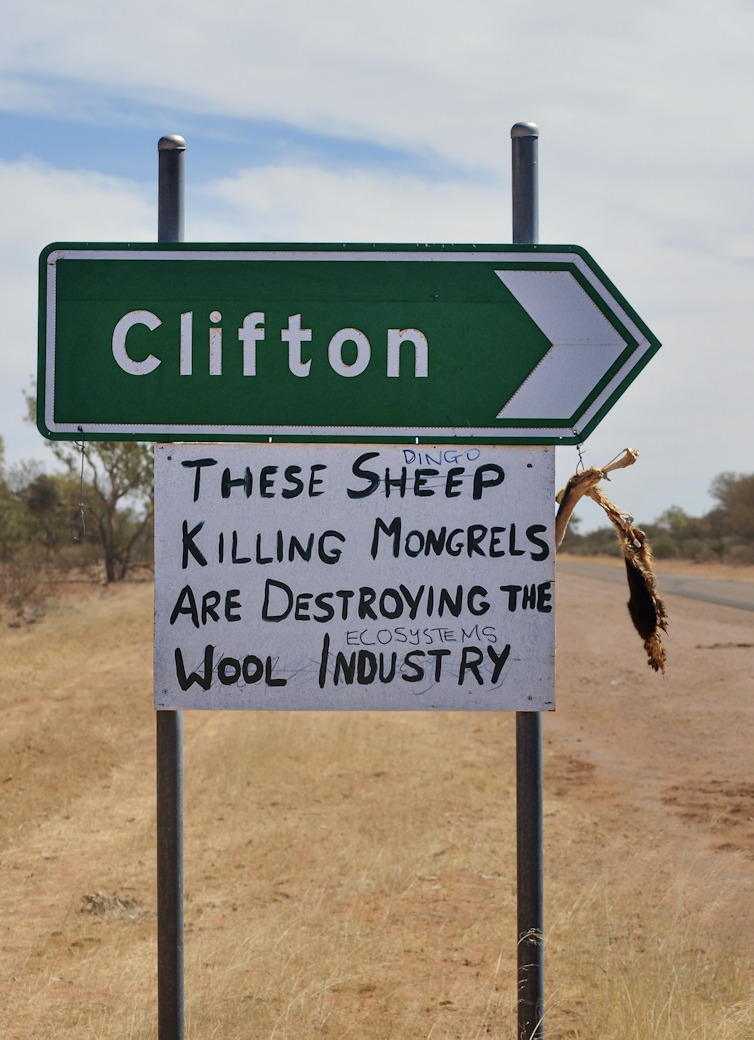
xmin=155 ymin=134 xmax=185 ymax=1040
xmin=35 ymin=127 xmax=663 ymax=1040
xmin=513 ymin=121 xmax=544 ymax=1040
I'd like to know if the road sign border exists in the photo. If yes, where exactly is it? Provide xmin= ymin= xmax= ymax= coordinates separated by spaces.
xmin=38 ymin=242 xmax=661 ymax=444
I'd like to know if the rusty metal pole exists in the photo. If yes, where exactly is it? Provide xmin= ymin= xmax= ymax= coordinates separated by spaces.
xmin=156 ymin=133 xmax=186 ymax=1040
xmin=512 ymin=121 xmax=544 ymax=1040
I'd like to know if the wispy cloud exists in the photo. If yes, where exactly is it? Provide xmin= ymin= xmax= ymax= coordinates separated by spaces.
xmin=0 ymin=0 xmax=752 ymax=523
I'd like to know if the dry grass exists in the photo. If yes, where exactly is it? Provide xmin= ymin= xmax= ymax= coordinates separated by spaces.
xmin=0 ymin=583 xmax=752 ymax=1039
xmin=173 ymin=711 xmax=519 ymax=1040
xmin=546 ymin=843 xmax=754 ymax=1039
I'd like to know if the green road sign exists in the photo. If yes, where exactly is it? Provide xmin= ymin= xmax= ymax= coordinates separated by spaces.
xmin=38 ymin=242 xmax=660 ymax=444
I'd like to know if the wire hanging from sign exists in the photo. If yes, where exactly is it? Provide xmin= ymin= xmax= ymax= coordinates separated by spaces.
xmin=71 ymin=426 xmax=88 ymax=543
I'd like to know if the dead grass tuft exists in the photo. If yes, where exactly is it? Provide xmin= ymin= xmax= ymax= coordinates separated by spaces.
xmin=80 ymin=890 xmax=149 ymax=921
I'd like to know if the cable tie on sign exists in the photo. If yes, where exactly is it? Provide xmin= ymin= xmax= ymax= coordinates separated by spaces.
xmin=71 ymin=426 xmax=88 ymax=543
xmin=575 ymin=440 xmax=585 ymax=473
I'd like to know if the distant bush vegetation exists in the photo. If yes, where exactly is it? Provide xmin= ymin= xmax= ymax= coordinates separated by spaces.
xmin=3 ymin=388 xmax=753 ymax=621
xmin=0 ymin=428 xmax=153 ymax=617
xmin=560 ymin=472 xmax=754 ymax=564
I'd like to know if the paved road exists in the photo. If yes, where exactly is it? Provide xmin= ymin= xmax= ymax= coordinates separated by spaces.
xmin=556 ymin=559 xmax=754 ymax=613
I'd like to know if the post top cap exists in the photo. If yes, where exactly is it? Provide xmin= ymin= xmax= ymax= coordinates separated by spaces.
xmin=158 ymin=135 xmax=186 ymax=151
xmin=511 ymin=122 xmax=539 ymax=139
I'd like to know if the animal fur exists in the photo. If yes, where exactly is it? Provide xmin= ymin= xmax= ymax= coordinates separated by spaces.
xmin=555 ymin=450 xmax=669 ymax=673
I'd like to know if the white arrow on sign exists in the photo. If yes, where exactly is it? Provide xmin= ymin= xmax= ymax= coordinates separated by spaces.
xmin=494 ymin=270 xmax=627 ymax=420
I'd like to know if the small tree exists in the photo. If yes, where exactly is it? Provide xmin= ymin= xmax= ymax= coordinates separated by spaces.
xmin=25 ymin=391 xmax=154 ymax=582
xmin=709 ymin=472 xmax=754 ymax=541
xmin=0 ymin=436 xmax=33 ymax=558
xmin=53 ymin=441 xmax=154 ymax=582
xmin=24 ymin=474 xmax=60 ymax=547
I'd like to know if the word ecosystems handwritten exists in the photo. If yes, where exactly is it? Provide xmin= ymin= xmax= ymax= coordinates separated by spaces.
xmin=154 ymin=444 xmax=555 ymax=712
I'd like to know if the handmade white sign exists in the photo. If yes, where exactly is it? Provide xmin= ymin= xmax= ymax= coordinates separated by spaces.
xmin=154 ymin=443 xmax=555 ymax=710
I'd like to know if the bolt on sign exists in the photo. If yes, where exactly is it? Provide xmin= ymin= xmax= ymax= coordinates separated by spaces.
xmin=37 ymin=243 xmax=660 ymax=444
xmin=154 ymin=443 xmax=555 ymax=710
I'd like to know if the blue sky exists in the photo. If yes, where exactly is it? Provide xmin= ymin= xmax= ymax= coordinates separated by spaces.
xmin=1 ymin=0 xmax=753 ymax=529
